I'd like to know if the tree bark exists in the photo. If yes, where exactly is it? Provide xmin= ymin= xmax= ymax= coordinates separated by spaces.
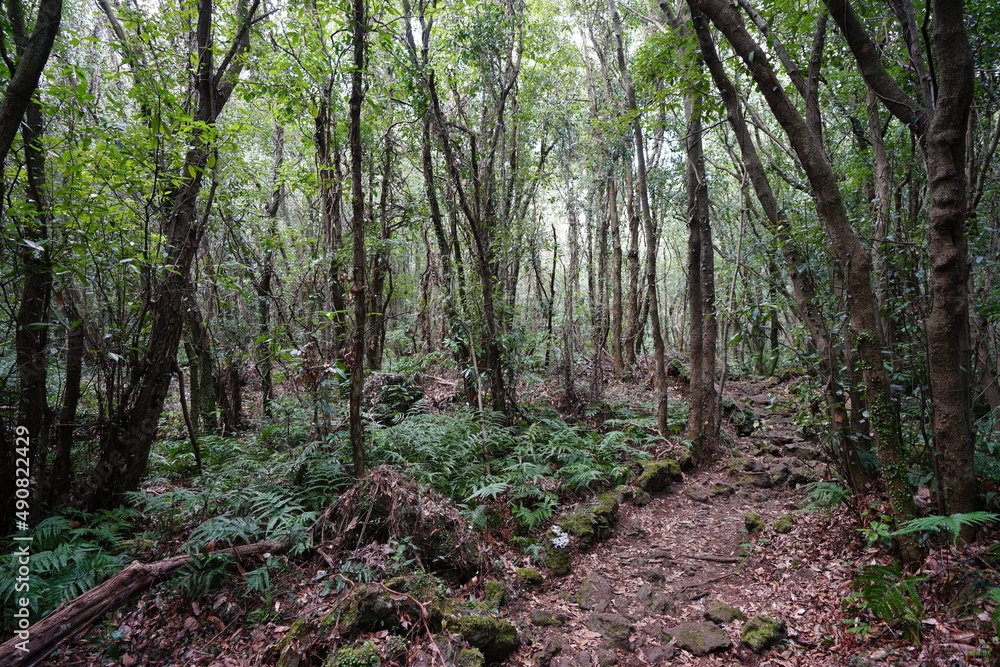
xmin=347 ymin=0 xmax=368 ymax=477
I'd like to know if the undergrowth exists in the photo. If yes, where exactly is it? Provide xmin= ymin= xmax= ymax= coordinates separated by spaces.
xmin=368 ymin=408 xmax=655 ymax=531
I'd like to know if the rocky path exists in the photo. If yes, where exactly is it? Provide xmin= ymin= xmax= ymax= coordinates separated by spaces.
xmin=503 ymin=379 xmax=856 ymax=666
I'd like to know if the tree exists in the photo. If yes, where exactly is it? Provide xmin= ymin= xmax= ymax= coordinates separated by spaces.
xmin=822 ymin=0 xmax=980 ymax=531
xmin=89 ymin=0 xmax=262 ymax=508
xmin=690 ymin=0 xmax=922 ymax=561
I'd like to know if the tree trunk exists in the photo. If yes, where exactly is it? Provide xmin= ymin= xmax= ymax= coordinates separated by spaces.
xmin=693 ymin=0 xmax=921 ymax=560
xmin=347 ymin=0 xmax=368 ymax=477
xmin=610 ymin=0 xmax=668 ymax=432
xmin=822 ymin=0 xmax=979 ymax=529
xmin=0 ymin=0 xmax=61 ymax=167
xmin=88 ymin=0 xmax=259 ymax=509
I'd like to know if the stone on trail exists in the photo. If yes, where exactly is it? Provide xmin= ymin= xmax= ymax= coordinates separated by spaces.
xmin=515 ymin=567 xmax=544 ymax=590
xmin=741 ymin=614 xmax=787 ymax=652
xmin=535 ymin=636 xmax=562 ymax=667
xmin=586 ymin=613 xmax=635 ymax=650
xmin=551 ymin=650 xmax=593 ymax=667
xmin=744 ymin=513 xmax=766 ymax=534
xmin=704 ymin=601 xmax=745 ymax=624
xmin=451 ymin=615 xmax=520 ymax=663
xmin=576 ymin=573 xmax=614 ymax=611
xmin=633 ymin=582 xmax=674 ymax=614
xmin=683 ymin=487 xmax=711 ymax=503
xmin=642 ymin=644 xmax=678 ymax=662
xmin=595 ymin=648 xmax=618 ymax=666
xmin=529 ymin=609 xmax=569 ymax=627
xmin=662 ymin=621 xmax=732 ymax=656
xmin=773 ymin=515 xmax=796 ymax=534
xmin=709 ymin=482 xmax=735 ymax=497
xmin=635 ymin=459 xmax=681 ymax=493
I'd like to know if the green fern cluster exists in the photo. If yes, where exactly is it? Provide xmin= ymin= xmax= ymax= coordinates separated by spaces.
xmin=368 ymin=409 xmax=652 ymax=532
xmin=0 ymin=509 xmax=136 ymax=632
xmin=846 ymin=562 xmax=926 ymax=642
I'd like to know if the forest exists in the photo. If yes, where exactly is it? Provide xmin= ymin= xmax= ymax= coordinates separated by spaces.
xmin=2 ymin=0 xmax=1000 ymax=662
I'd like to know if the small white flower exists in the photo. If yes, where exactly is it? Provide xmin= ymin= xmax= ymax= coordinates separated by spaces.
xmin=549 ymin=525 xmax=570 ymax=549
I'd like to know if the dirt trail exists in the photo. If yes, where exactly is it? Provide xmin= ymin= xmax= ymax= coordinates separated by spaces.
xmin=504 ymin=379 xmax=859 ymax=666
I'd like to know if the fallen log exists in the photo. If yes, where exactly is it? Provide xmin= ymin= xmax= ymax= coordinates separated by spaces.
xmin=0 ymin=539 xmax=286 ymax=667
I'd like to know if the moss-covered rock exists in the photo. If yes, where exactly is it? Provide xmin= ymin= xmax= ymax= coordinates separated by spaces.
xmin=323 ymin=582 xmax=419 ymax=637
xmin=683 ymin=487 xmax=711 ymax=503
xmin=636 ymin=459 xmax=681 ymax=493
xmin=456 ymin=648 xmax=486 ymax=667
xmin=558 ymin=511 xmax=599 ymax=549
xmin=586 ymin=613 xmax=634 ymax=650
xmin=530 ymin=609 xmax=570 ymax=627
xmin=275 ymin=619 xmax=310 ymax=667
xmin=484 ymin=580 xmax=507 ymax=607
xmin=773 ymin=515 xmax=796 ymax=534
xmin=544 ymin=544 xmax=572 ymax=576
xmin=740 ymin=615 xmax=787 ymax=652
xmin=452 ymin=615 xmax=520 ymax=663
xmin=633 ymin=583 xmax=674 ymax=614
xmin=704 ymin=602 xmax=745 ymax=624
xmin=614 ymin=484 xmax=652 ymax=506
xmin=744 ymin=513 xmax=765 ymax=534
xmin=326 ymin=640 xmax=381 ymax=667
xmin=662 ymin=621 xmax=732 ymax=656
xmin=709 ymin=483 xmax=735 ymax=497
xmin=515 ymin=567 xmax=544 ymax=590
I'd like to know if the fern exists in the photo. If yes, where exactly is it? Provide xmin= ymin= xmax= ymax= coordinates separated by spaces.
xmin=801 ymin=480 xmax=851 ymax=509
xmin=849 ymin=562 xmax=926 ymax=642
xmin=891 ymin=512 xmax=998 ymax=544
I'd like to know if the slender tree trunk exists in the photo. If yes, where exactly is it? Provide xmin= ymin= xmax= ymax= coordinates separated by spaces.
xmin=15 ymin=96 xmax=53 ymax=503
xmin=89 ymin=0 xmax=259 ymax=508
xmin=609 ymin=174 xmax=625 ymax=377
xmin=347 ymin=0 xmax=368 ymax=477
xmin=49 ymin=286 xmax=85 ymax=506
xmin=562 ymin=182 xmax=580 ymax=403
xmin=610 ymin=0 xmax=667 ymax=432
xmin=259 ymin=124 xmax=284 ymax=419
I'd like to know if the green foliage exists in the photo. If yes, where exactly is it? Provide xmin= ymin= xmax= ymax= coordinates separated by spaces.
xmin=846 ymin=562 xmax=926 ymax=642
xmin=367 ymin=409 xmax=653 ymax=533
xmin=800 ymin=480 xmax=851 ymax=510
xmin=891 ymin=512 xmax=999 ymax=545
xmin=0 ymin=509 xmax=137 ymax=631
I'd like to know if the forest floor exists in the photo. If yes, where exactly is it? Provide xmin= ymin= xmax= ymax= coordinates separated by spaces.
xmin=502 ymin=377 xmax=998 ymax=666
xmin=38 ymin=375 xmax=1000 ymax=667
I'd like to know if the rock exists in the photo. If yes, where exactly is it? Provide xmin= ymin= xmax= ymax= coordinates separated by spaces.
xmin=642 ymin=645 xmax=678 ymax=662
xmin=741 ymin=615 xmax=787 ymax=653
xmin=529 ymin=610 xmax=569 ymax=627
xmin=768 ymin=462 xmax=790 ymax=486
xmin=536 ymin=637 xmax=562 ymax=666
xmin=787 ymin=466 xmax=818 ymax=487
xmin=787 ymin=442 xmax=822 ymax=460
xmin=636 ymin=460 xmax=681 ymax=493
xmin=595 ymin=648 xmax=618 ymax=666
xmin=555 ymin=495 xmax=620 ymax=552
xmin=515 ymin=567 xmax=544 ymax=590
xmin=773 ymin=515 xmax=796 ymax=534
xmin=456 ymin=648 xmax=486 ymax=667
xmin=662 ymin=621 xmax=732 ymax=656
xmin=483 ymin=581 xmax=507 ymax=607
xmin=704 ymin=602 xmax=745 ymax=624
xmin=709 ymin=483 xmax=735 ymax=497
xmin=744 ymin=513 xmax=765 ymax=534
xmin=586 ymin=613 xmax=635 ymax=650
xmin=544 ymin=526 xmax=572 ymax=576
xmin=274 ymin=619 xmax=311 ymax=667
xmin=683 ymin=487 xmax=711 ymax=503
xmin=577 ymin=573 xmax=614 ymax=611
xmin=326 ymin=640 xmax=380 ymax=667
xmin=614 ymin=484 xmax=652 ymax=506
xmin=452 ymin=615 xmax=520 ymax=663
xmin=633 ymin=583 xmax=674 ymax=614
xmin=325 ymin=583 xmax=409 ymax=637
xmin=551 ymin=651 xmax=593 ymax=667
xmin=633 ymin=568 xmax=666 ymax=583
